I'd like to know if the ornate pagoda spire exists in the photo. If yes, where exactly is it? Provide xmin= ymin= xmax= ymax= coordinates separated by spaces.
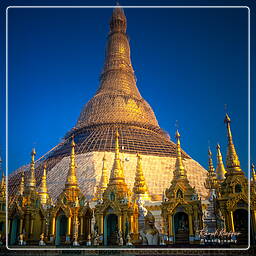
xmin=216 ymin=143 xmax=226 ymax=181
xmin=95 ymin=154 xmax=109 ymax=200
xmin=252 ymin=163 xmax=256 ymax=183
xmin=165 ymin=131 xmax=197 ymax=201
xmin=208 ymin=148 xmax=215 ymax=174
xmin=25 ymin=148 xmax=36 ymax=192
xmin=65 ymin=135 xmax=78 ymax=190
xmin=174 ymin=130 xmax=187 ymax=179
xmin=224 ymin=114 xmax=242 ymax=173
xmin=205 ymin=148 xmax=218 ymax=189
xmin=18 ymin=171 xmax=25 ymax=196
xmin=133 ymin=153 xmax=150 ymax=201
xmin=109 ymin=130 xmax=126 ymax=185
xmin=38 ymin=163 xmax=49 ymax=205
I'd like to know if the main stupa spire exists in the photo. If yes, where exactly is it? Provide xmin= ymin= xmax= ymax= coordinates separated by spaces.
xmin=76 ymin=5 xmax=160 ymax=130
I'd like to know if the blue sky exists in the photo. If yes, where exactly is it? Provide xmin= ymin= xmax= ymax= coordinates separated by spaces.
xmin=0 ymin=0 xmax=255 ymax=176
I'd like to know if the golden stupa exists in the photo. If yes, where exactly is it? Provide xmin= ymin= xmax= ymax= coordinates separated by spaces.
xmin=8 ymin=6 xmax=208 ymax=202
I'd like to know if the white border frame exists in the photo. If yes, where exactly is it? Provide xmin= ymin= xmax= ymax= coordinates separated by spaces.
xmin=5 ymin=5 xmax=251 ymax=251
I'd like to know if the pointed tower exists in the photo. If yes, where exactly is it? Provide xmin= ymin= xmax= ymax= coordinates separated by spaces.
xmin=216 ymin=144 xmax=226 ymax=181
xmin=203 ymin=148 xmax=218 ymax=233
xmin=106 ymin=130 xmax=127 ymax=190
xmin=133 ymin=153 xmax=150 ymax=201
xmin=25 ymin=148 xmax=37 ymax=193
xmin=173 ymin=130 xmax=187 ymax=179
xmin=38 ymin=163 xmax=49 ymax=205
xmin=64 ymin=135 xmax=80 ymax=201
xmin=204 ymin=148 xmax=218 ymax=190
xmin=217 ymin=114 xmax=248 ymax=236
xmin=224 ymin=114 xmax=242 ymax=174
xmin=165 ymin=130 xmax=196 ymax=200
xmin=95 ymin=154 xmax=109 ymax=200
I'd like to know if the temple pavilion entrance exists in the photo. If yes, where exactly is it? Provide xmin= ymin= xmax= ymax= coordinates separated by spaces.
xmin=104 ymin=214 xmax=118 ymax=246
xmin=55 ymin=214 xmax=68 ymax=245
xmin=174 ymin=212 xmax=189 ymax=244
xmin=234 ymin=209 xmax=248 ymax=244
xmin=10 ymin=217 xmax=20 ymax=245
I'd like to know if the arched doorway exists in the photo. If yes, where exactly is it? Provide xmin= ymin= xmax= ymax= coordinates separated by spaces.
xmin=55 ymin=214 xmax=68 ymax=245
xmin=10 ymin=218 xmax=20 ymax=245
xmin=174 ymin=212 xmax=189 ymax=244
xmin=234 ymin=209 xmax=248 ymax=244
xmin=106 ymin=214 xmax=118 ymax=246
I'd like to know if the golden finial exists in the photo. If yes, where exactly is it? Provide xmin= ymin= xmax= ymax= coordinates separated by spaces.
xmin=111 ymin=2 xmax=126 ymax=22
xmin=26 ymin=148 xmax=36 ymax=191
xmin=65 ymin=135 xmax=78 ymax=189
xmin=95 ymin=154 xmax=109 ymax=200
xmin=38 ymin=163 xmax=49 ymax=205
xmin=175 ymin=130 xmax=180 ymax=141
xmin=174 ymin=130 xmax=186 ymax=179
xmin=133 ymin=153 xmax=150 ymax=200
xmin=252 ymin=163 xmax=256 ymax=183
xmin=224 ymin=114 xmax=241 ymax=173
xmin=216 ymin=143 xmax=226 ymax=181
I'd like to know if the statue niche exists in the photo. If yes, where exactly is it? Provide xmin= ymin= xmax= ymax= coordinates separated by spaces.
xmin=106 ymin=214 xmax=118 ymax=245
xmin=174 ymin=212 xmax=189 ymax=244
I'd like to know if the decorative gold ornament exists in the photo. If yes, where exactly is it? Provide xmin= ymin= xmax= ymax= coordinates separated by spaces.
xmin=133 ymin=153 xmax=150 ymax=201
xmin=216 ymin=144 xmax=226 ymax=181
